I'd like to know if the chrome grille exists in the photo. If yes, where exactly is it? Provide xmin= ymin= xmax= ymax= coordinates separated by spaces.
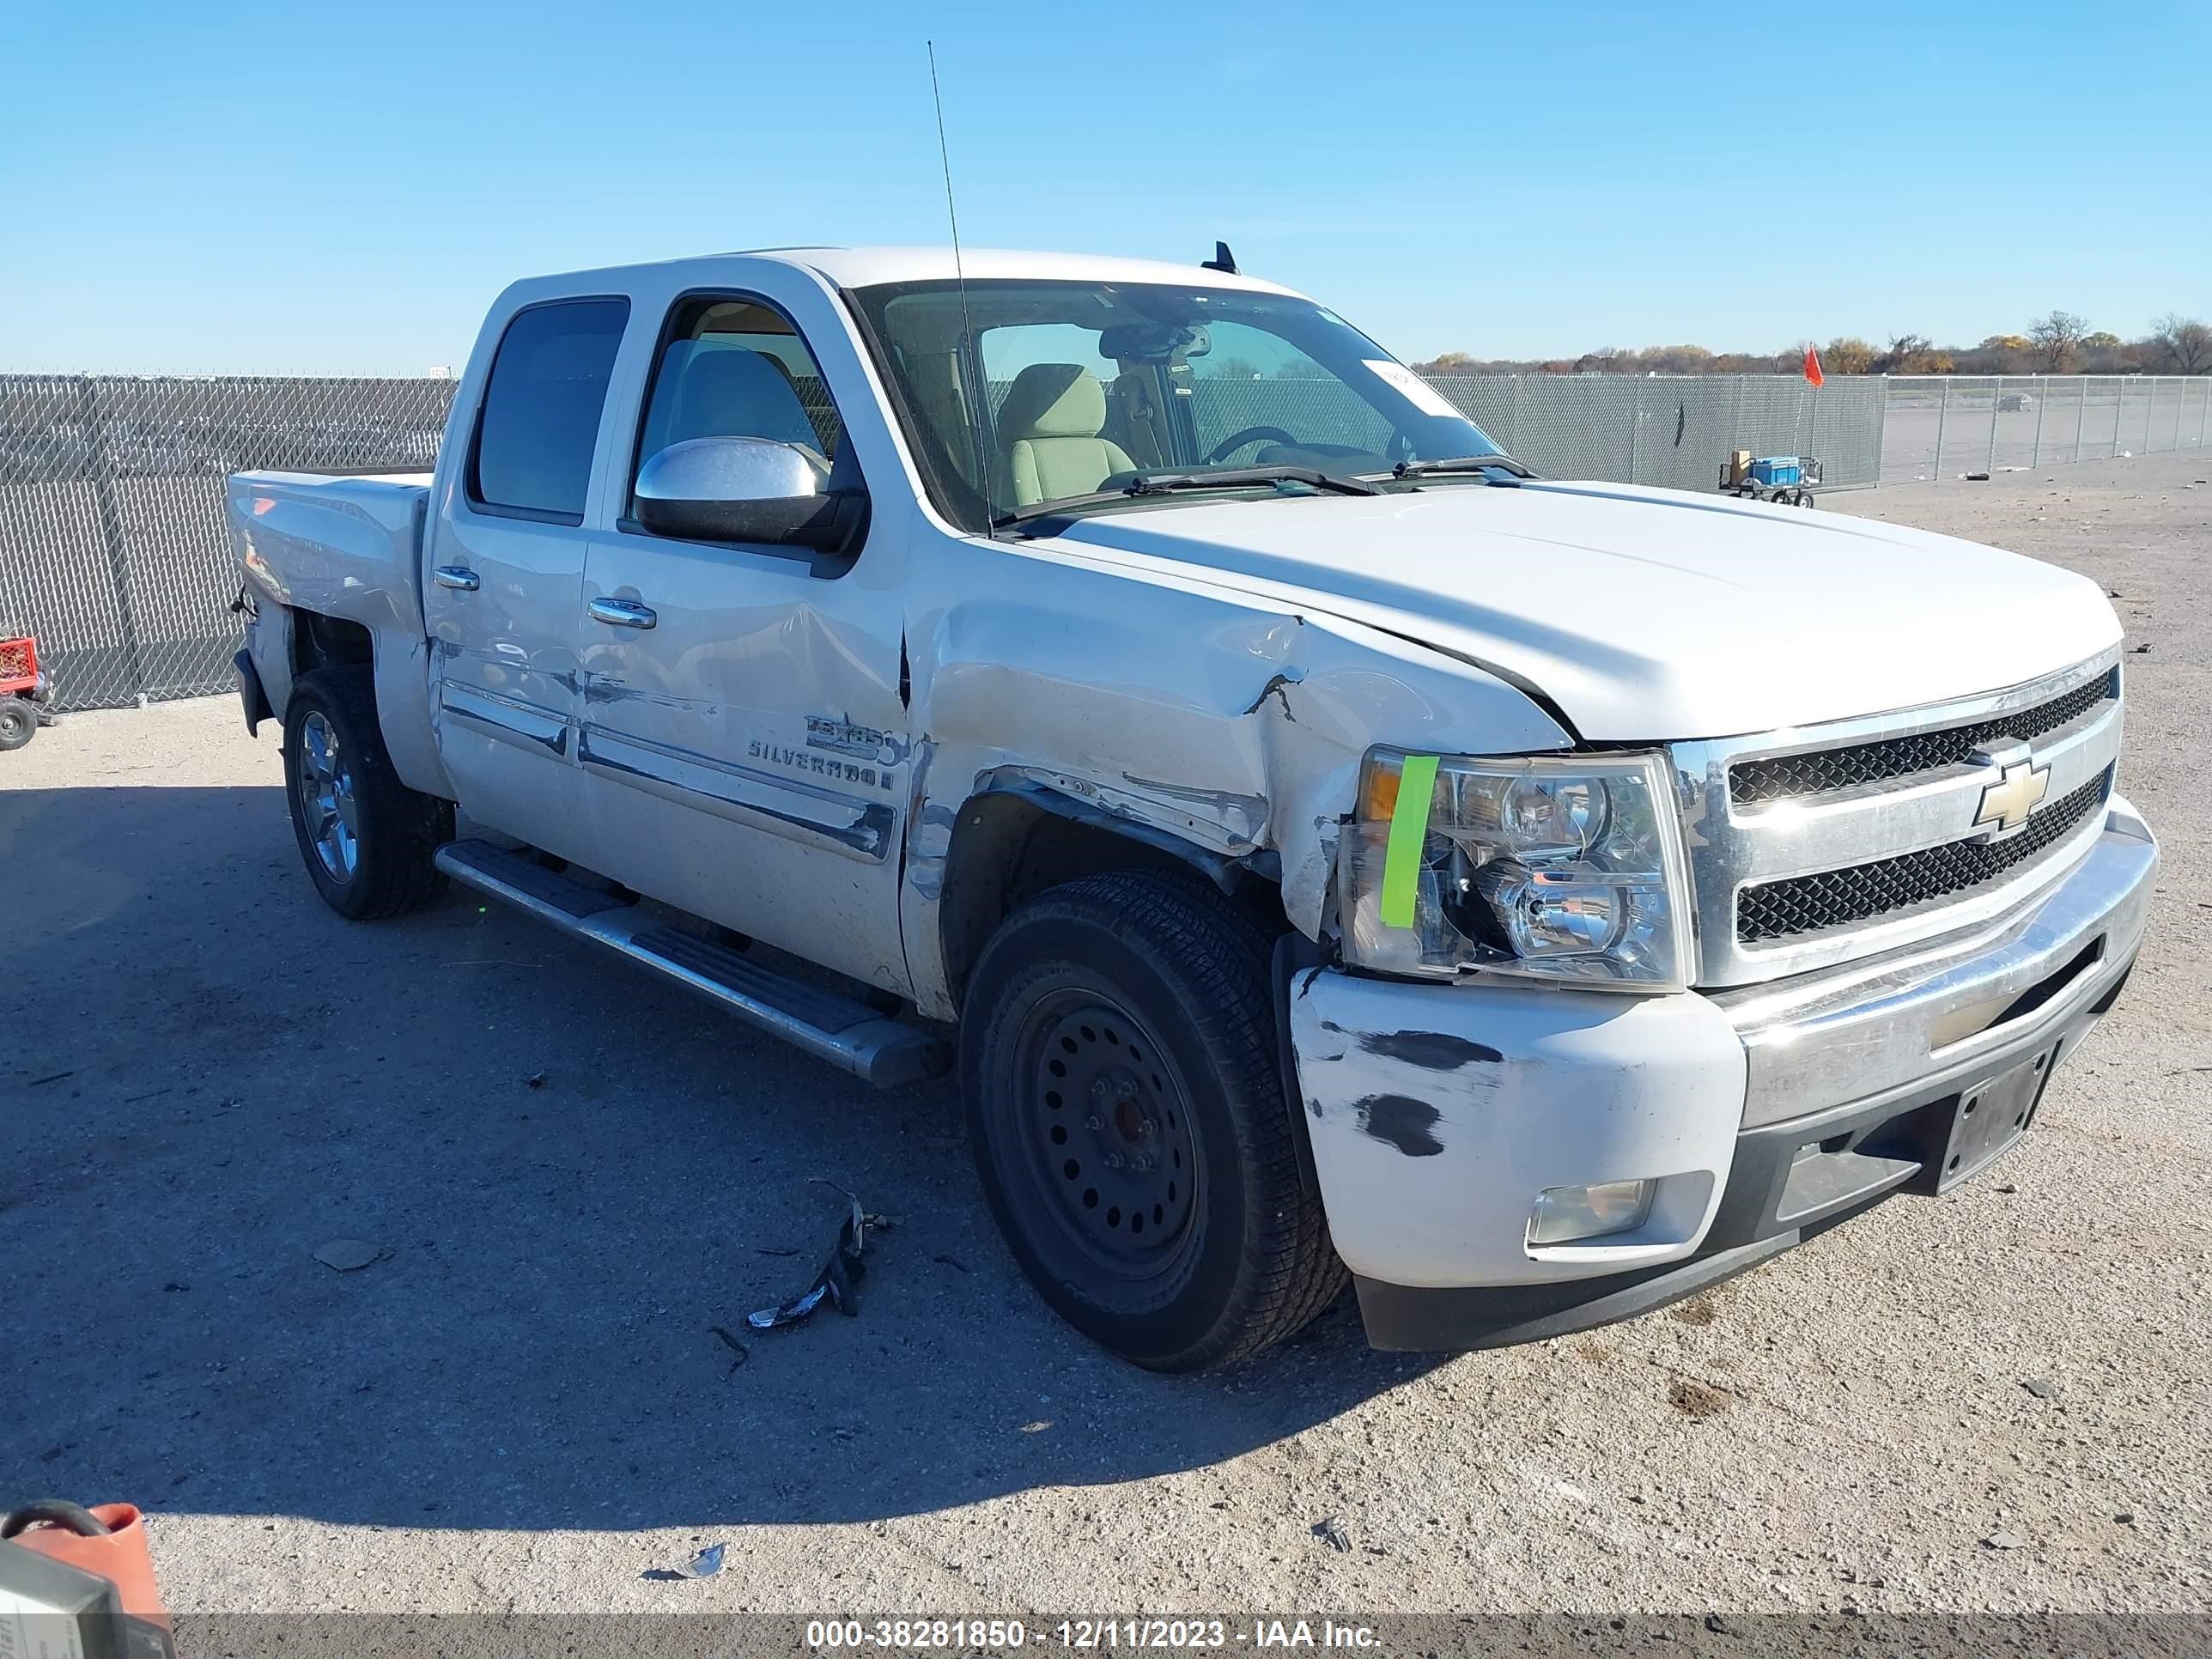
xmin=1737 ymin=771 xmax=2110 ymax=942
xmin=1672 ymin=650 xmax=2124 ymax=988
xmin=1729 ymin=667 xmax=2118 ymax=804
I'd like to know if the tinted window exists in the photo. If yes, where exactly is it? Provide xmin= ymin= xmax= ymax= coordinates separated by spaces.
xmin=470 ymin=298 xmax=629 ymax=522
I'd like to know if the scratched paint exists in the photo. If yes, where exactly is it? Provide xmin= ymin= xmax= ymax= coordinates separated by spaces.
xmin=1358 ymin=1030 xmax=1504 ymax=1069
xmin=896 ymin=741 xmax=949 ymax=908
xmin=902 ymin=784 xmax=957 ymax=902
xmin=581 ymin=676 xmax=697 ymax=708
xmin=1120 ymin=774 xmax=1271 ymax=845
xmin=578 ymin=730 xmax=895 ymax=860
xmin=1242 ymin=672 xmax=1301 ymax=719
xmin=1352 ymin=1093 xmax=1445 ymax=1157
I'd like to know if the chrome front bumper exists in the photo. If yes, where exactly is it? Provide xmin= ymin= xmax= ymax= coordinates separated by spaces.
xmin=1712 ymin=796 xmax=2157 ymax=1129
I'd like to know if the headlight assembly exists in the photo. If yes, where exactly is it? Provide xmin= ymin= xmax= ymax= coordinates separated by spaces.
xmin=1338 ymin=749 xmax=1692 ymax=989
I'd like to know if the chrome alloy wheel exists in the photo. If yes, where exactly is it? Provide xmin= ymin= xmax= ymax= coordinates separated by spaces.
xmin=296 ymin=710 xmax=362 ymax=882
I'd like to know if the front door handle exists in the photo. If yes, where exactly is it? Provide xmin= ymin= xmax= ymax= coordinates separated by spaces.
xmin=589 ymin=597 xmax=658 ymax=630
xmin=432 ymin=565 xmax=480 ymax=592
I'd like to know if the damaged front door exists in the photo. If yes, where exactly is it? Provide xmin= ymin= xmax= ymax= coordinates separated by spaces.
xmin=576 ymin=287 xmax=912 ymax=996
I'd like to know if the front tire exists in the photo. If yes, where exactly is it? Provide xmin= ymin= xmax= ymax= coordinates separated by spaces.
xmin=0 ymin=699 xmax=34 ymax=751
xmin=283 ymin=667 xmax=451 ymax=920
xmin=962 ymin=872 xmax=1345 ymax=1370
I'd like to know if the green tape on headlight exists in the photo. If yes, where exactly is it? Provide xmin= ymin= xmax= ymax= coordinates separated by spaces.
xmin=1378 ymin=753 xmax=1440 ymax=929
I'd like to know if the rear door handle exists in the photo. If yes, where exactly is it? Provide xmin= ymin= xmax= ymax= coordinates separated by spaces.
xmin=432 ymin=565 xmax=480 ymax=592
xmin=589 ymin=597 xmax=657 ymax=629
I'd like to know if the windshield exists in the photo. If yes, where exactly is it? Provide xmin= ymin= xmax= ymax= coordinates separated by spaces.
xmin=845 ymin=278 xmax=1506 ymax=531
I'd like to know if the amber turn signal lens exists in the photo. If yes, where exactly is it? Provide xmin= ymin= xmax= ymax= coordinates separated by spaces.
xmin=1358 ymin=757 xmax=1401 ymax=823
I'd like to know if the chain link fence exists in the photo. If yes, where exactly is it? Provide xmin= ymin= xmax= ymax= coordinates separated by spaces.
xmin=1424 ymin=374 xmax=1887 ymax=495
xmin=1 ymin=374 xmax=454 ymax=711
xmin=3 ymin=369 xmax=2206 ymax=713
xmin=1881 ymin=375 xmax=2212 ymax=483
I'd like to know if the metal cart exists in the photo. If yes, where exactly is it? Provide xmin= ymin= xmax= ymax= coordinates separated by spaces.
xmin=1720 ymin=453 xmax=1821 ymax=507
xmin=0 ymin=635 xmax=58 ymax=751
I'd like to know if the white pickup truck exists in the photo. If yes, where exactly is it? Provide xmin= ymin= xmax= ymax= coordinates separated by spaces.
xmin=229 ymin=246 xmax=2155 ymax=1370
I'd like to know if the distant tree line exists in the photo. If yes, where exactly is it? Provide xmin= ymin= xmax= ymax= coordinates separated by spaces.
xmin=1412 ymin=311 xmax=2212 ymax=377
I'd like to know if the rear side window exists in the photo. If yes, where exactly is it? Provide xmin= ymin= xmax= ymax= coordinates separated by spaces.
xmin=469 ymin=298 xmax=629 ymax=523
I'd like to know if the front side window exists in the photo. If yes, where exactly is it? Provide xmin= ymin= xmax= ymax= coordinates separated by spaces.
xmin=633 ymin=297 xmax=846 ymax=489
xmin=469 ymin=298 xmax=629 ymax=523
xmin=847 ymin=279 xmax=1504 ymax=531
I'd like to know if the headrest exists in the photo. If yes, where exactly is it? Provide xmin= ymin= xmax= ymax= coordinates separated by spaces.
xmin=998 ymin=363 xmax=1107 ymax=441
xmin=672 ymin=346 xmax=818 ymax=451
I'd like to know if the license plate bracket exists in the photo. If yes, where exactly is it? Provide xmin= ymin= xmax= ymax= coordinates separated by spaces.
xmin=1938 ymin=1043 xmax=2059 ymax=1191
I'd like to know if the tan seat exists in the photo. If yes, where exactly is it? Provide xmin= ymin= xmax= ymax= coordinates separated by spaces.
xmin=998 ymin=364 xmax=1135 ymax=508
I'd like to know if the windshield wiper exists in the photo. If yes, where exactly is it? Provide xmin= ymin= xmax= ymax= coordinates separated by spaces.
xmin=993 ymin=465 xmax=1380 ymax=529
xmin=1392 ymin=453 xmax=1533 ymax=482
xmin=1127 ymin=465 xmax=1381 ymax=498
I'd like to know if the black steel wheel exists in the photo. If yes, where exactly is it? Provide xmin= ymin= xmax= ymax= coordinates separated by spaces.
xmin=0 ymin=699 xmax=34 ymax=752
xmin=963 ymin=871 xmax=1345 ymax=1370
xmin=1010 ymin=990 xmax=1203 ymax=1283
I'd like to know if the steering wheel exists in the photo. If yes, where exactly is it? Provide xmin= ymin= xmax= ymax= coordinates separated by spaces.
xmin=1204 ymin=425 xmax=1299 ymax=464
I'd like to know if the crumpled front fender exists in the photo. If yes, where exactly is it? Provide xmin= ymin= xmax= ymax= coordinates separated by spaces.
xmin=894 ymin=539 xmax=1572 ymax=1018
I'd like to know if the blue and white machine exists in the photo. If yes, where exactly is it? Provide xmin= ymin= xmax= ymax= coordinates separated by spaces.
xmin=1722 ymin=453 xmax=1823 ymax=506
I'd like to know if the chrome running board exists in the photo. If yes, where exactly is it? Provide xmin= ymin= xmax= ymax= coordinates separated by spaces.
xmin=434 ymin=839 xmax=947 ymax=1089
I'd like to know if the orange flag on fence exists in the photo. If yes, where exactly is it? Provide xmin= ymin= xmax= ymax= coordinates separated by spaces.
xmin=1802 ymin=345 xmax=1826 ymax=386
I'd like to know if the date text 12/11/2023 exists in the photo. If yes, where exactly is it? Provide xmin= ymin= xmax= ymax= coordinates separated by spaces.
xmin=804 ymin=1620 xmax=1380 ymax=1650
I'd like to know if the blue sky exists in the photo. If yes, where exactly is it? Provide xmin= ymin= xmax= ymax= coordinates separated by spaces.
xmin=4 ymin=0 xmax=2207 ymax=374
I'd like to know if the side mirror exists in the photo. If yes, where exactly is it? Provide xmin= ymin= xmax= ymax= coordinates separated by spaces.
xmin=633 ymin=435 xmax=861 ymax=553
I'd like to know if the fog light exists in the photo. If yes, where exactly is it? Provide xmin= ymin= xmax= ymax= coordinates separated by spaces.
xmin=1528 ymin=1178 xmax=1656 ymax=1246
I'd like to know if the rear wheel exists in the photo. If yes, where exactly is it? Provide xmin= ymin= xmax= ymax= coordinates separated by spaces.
xmin=962 ymin=872 xmax=1345 ymax=1370
xmin=283 ymin=667 xmax=451 ymax=919
xmin=0 ymin=699 xmax=34 ymax=751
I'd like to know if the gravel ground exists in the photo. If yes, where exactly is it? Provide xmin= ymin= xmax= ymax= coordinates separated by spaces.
xmin=3 ymin=452 xmax=2208 ymax=1619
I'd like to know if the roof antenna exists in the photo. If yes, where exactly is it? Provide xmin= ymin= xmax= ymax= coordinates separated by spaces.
xmin=1200 ymin=240 xmax=1237 ymax=275
xmin=928 ymin=40 xmax=999 ymax=539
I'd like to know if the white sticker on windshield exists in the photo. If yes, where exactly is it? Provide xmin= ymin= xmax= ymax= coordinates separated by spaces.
xmin=1364 ymin=359 xmax=1462 ymax=421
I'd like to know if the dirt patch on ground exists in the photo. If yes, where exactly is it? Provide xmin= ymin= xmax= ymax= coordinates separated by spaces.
xmin=1669 ymin=1379 xmax=1733 ymax=1419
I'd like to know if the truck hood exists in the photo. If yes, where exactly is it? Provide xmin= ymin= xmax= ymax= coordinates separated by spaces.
xmin=1040 ymin=480 xmax=2121 ymax=741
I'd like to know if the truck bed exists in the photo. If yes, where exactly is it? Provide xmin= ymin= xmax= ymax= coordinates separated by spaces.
xmin=228 ymin=469 xmax=431 ymax=634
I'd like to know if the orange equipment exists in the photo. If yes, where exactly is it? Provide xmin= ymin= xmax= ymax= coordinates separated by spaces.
xmin=1 ymin=1499 xmax=173 ymax=1655
xmin=0 ymin=635 xmax=56 ymax=751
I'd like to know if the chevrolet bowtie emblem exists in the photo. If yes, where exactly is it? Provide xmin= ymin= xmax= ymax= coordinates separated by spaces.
xmin=1971 ymin=742 xmax=2051 ymax=836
